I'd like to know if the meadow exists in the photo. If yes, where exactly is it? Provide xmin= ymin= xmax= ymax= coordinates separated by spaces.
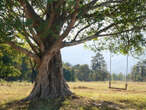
xmin=0 ymin=81 xmax=146 ymax=110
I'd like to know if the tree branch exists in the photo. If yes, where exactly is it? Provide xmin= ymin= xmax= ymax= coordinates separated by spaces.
xmin=73 ymin=22 xmax=95 ymax=41
xmin=64 ymin=0 xmax=98 ymax=22
xmin=63 ymin=25 xmax=146 ymax=47
xmin=23 ymin=35 xmax=39 ymax=54
xmin=92 ymin=0 xmax=125 ymax=9
xmin=18 ymin=0 xmax=43 ymax=29
xmin=55 ymin=0 xmax=64 ymax=9
xmin=20 ymin=28 xmax=40 ymax=54
xmin=60 ymin=0 xmax=80 ymax=39
xmin=5 ymin=41 xmax=39 ymax=61
xmin=29 ymin=28 xmax=45 ymax=52
xmin=65 ymin=0 xmax=123 ymax=21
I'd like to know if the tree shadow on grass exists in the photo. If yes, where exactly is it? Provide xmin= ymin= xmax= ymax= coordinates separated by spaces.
xmin=0 ymin=96 xmax=126 ymax=110
xmin=0 ymin=98 xmax=63 ymax=110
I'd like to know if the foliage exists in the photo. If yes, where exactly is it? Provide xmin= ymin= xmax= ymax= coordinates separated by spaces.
xmin=63 ymin=52 xmax=109 ymax=82
xmin=0 ymin=44 xmax=36 ymax=81
xmin=63 ymin=63 xmax=76 ymax=81
xmin=0 ymin=44 xmax=21 ymax=80
xmin=0 ymin=0 xmax=145 ymax=62
xmin=91 ymin=52 xmax=109 ymax=81
xmin=112 ymin=73 xmax=125 ymax=81
xmin=73 ymin=64 xmax=91 ymax=81
xmin=0 ymin=47 xmax=131 ymax=82
xmin=19 ymin=56 xmax=37 ymax=82
xmin=131 ymin=59 xmax=146 ymax=81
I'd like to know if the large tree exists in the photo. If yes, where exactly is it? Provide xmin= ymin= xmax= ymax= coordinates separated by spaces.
xmin=0 ymin=0 xmax=146 ymax=100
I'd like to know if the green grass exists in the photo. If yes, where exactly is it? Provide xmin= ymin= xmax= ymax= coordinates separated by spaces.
xmin=0 ymin=81 xmax=146 ymax=110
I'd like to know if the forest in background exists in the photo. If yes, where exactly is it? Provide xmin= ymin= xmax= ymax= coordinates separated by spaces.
xmin=0 ymin=44 xmax=146 ymax=82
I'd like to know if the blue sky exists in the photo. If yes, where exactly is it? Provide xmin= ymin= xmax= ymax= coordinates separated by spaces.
xmin=61 ymin=44 xmax=139 ymax=74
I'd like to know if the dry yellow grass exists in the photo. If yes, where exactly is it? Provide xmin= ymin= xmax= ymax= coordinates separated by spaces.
xmin=0 ymin=81 xmax=146 ymax=110
xmin=69 ymin=81 xmax=146 ymax=109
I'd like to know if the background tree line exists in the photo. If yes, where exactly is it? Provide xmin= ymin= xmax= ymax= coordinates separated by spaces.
xmin=0 ymin=45 xmax=146 ymax=82
xmin=0 ymin=44 xmax=37 ymax=82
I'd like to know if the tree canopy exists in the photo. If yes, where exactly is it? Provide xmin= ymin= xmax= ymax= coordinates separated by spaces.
xmin=0 ymin=0 xmax=146 ymax=63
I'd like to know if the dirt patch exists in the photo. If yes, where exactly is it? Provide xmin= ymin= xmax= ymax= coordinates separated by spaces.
xmin=73 ymin=86 xmax=94 ymax=90
xmin=87 ymin=100 xmax=125 ymax=110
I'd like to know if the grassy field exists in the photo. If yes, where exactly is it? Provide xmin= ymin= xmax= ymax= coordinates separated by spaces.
xmin=0 ymin=81 xmax=146 ymax=110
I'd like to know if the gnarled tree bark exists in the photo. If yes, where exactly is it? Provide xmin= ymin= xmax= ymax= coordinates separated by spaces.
xmin=27 ymin=51 xmax=72 ymax=100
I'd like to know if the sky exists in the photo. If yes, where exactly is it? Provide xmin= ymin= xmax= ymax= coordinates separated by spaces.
xmin=61 ymin=44 xmax=140 ymax=74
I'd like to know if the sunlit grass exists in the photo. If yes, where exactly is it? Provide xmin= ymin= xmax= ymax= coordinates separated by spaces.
xmin=0 ymin=81 xmax=32 ymax=104
xmin=69 ymin=81 xmax=146 ymax=109
xmin=0 ymin=81 xmax=146 ymax=110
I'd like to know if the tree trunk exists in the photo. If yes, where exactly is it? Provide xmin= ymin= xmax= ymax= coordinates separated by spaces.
xmin=27 ymin=51 xmax=72 ymax=100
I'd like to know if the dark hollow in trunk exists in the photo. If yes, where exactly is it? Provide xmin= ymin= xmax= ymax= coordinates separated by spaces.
xmin=27 ymin=51 xmax=72 ymax=100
